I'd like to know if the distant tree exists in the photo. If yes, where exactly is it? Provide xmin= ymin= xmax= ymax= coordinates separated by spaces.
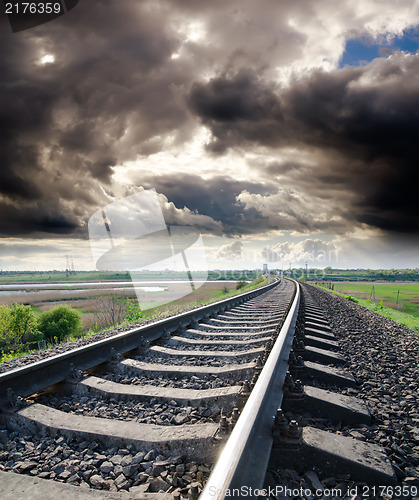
xmin=38 ymin=305 xmax=82 ymax=342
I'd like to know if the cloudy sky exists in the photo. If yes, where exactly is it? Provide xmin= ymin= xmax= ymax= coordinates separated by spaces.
xmin=1 ymin=0 xmax=419 ymax=271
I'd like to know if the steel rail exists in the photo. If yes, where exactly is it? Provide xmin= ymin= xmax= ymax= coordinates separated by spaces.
xmin=200 ymin=279 xmax=300 ymax=500
xmin=0 ymin=279 xmax=279 ymax=405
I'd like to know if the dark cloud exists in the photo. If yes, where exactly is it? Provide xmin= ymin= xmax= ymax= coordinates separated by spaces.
xmin=0 ymin=0 xmax=196 ymax=236
xmin=137 ymin=173 xmax=276 ymax=236
xmin=188 ymin=54 xmax=419 ymax=233
xmin=0 ymin=201 xmax=81 ymax=237
xmin=188 ymin=69 xmax=283 ymax=153
xmin=1 ymin=0 xmax=419 ymax=244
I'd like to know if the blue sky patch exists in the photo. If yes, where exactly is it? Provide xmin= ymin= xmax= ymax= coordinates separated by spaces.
xmin=340 ymin=26 xmax=419 ymax=67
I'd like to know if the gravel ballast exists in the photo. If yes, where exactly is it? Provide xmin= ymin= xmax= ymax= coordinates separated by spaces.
xmin=265 ymin=283 xmax=418 ymax=499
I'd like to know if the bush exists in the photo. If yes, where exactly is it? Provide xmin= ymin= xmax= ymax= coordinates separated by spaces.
xmin=24 ymin=330 xmax=45 ymax=344
xmin=124 ymin=298 xmax=142 ymax=323
xmin=38 ymin=305 xmax=82 ymax=342
xmin=93 ymin=295 xmax=130 ymax=328
xmin=0 ymin=303 xmax=40 ymax=345
xmin=0 ymin=305 xmax=11 ymax=342
xmin=345 ymin=295 xmax=358 ymax=303
xmin=235 ymin=281 xmax=247 ymax=290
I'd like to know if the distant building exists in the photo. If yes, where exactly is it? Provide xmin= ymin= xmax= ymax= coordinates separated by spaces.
xmin=263 ymin=263 xmax=268 ymax=273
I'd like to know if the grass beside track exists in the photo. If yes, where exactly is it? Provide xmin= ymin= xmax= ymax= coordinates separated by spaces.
xmin=0 ymin=276 xmax=271 ymax=365
xmin=329 ymin=282 xmax=419 ymax=317
xmin=315 ymin=284 xmax=419 ymax=334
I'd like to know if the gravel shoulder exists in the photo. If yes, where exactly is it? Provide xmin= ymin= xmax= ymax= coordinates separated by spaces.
xmin=303 ymin=283 xmax=419 ymax=483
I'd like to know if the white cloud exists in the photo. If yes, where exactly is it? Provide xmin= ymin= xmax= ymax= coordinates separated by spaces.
xmin=262 ymin=238 xmax=339 ymax=266
xmin=215 ymin=240 xmax=243 ymax=260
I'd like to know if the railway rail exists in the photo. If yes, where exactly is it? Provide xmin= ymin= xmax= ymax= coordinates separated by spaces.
xmin=0 ymin=279 xmax=417 ymax=499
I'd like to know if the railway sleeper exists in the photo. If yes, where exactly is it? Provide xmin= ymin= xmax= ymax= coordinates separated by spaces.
xmin=72 ymin=375 xmax=242 ymax=411
xmin=213 ymin=312 xmax=284 ymax=321
xmin=216 ymin=311 xmax=283 ymax=319
xmin=270 ymin=424 xmax=396 ymax=485
xmin=0 ymin=471 xmax=174 ymax=500
xmin=197 ymin=323 xmax=280 ymax=333
xmin=267 ymin=288 xmax=398 ymax=495
xmin=207 ymin=318 xmax=282 ymax=327
xmin=304 ymin=316 xmax=330 ymax=326
xmin=148 ymin=345 xmax=264 ymax=360
xmin=180 ymin=328 xmax=275 ymax=340
xmin=166 ymin=335 xmax=272 ymax=349
xmin=304 ymin=326 xmax=336 ymax=341
xmin=301 ymin=346 xmax=347 ymax=366
xmin=291 ymin=360 xmax=357 ymax=388
xmin=282 ymin=383 xmax=371 ymax=426
xmin=304 ymin=320 xmax=332 ymax=332
xmin=10 ymin=403 xmax=219 ymax=463
xmin=118 ymin=358 xmax=256 ymax=380
xmin=304 ymin=335 xmax=339 ymax=350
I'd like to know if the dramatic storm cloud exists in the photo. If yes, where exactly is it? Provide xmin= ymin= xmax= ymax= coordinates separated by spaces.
xmin=1 ymin=0 xmax=419 ymax=269
xmin=188 ymin=55 xmax=419 ymax=234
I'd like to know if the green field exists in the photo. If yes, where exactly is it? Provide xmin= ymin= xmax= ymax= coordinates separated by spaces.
xmin=329 ymin=282 xmax=419 ymax=318
xmin=0 ymin=271 xmax=131 ymax=283
xmin=0 ymin=269 xmax=260 ymax=283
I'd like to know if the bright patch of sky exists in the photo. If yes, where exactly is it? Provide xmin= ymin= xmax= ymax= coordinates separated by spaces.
xmin=340 ymin=26 xmax=419 ymax=67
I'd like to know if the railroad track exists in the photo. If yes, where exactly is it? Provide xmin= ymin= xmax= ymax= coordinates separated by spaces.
xmin=0 ymin=278 xmax=296 ymax=499
xmin=1 ymin=279 xmax=417 ymax=500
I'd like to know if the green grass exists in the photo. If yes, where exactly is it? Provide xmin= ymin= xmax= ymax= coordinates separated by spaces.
xmin=330 ymin=283 xmax=419 ymax=318
xmin=0 ymin=271 xmax=132 ymax=283
xmin=317 ymin=285 xmax=419 ymax=333
xmin=0 ymin=269 xmax=262 ymax=284
xmin=0 ymin=350 xmax=34 ymax=364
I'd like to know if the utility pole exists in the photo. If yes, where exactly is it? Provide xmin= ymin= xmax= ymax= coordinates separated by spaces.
xmin=370 ymin=286 xmax=376 ymax=301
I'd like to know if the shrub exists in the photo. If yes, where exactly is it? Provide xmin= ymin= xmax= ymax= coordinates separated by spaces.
xmin=93 ymin=295 xmax=129 ymax=328
xmin=38 ymin=305 xmax=82 ymax=342
xmin=0 ymin=303 xmax=40 ymax=345
xmin=124 ymin=298 xmax=142 ymax=323
xmin=0 ymin=305 xmax=11 ymax=342
xmin=24 ymin=330 xmax=45 ymax=344
xmin=235 ymin=281 xmax=247 ymax=290
xmin=345 ymin=295 xmax=358 ymax=303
